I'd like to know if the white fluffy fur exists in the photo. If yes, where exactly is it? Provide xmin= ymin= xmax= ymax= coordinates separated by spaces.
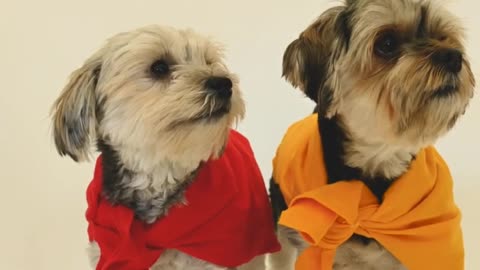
xmin=51 ymin=25 xmax=267 ymax=270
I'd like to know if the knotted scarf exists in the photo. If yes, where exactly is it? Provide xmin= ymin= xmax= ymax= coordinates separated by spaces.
xmin=273 ymin=114 xmax=464 ymax=270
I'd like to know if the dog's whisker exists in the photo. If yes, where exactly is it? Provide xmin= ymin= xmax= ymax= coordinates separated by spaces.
xmin=199 ymin=95 xmax=211 ymax=111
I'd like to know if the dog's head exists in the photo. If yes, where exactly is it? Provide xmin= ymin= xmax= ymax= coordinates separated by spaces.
xmin=52 ymin=25 xmax=245 ymax=170
xmin=283 ymin=0 xmax=475 ymax=147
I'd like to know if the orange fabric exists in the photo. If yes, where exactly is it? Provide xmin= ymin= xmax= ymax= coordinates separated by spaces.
xmin=273 ymin=114 xmax=464 ymax=270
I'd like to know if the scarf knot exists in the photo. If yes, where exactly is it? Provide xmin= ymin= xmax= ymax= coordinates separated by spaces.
xmin=273 ymin=114 xmax=464 ymax=270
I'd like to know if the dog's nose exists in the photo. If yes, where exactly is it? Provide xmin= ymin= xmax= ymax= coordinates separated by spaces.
xmin=205 ymin=77 xmax=233 ymax=98
xmin=431 ymin=49 xmax=463 ymax=74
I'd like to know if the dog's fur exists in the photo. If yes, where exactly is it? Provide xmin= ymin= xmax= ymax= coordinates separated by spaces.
xmin=51 ymin=25 xmax=264 ymax=270
xmin=267 ymin=0 xmax=475 ymax=269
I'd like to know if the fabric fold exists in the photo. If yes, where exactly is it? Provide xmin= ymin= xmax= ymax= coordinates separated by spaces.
xmin=87 ymin=130 xmax=281 ymax=270
xmin=273 ymin=114 xmax=464 ymax=270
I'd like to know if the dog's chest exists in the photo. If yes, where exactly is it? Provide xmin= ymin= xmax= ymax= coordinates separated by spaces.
xmin=150 ymin=249 xmax=230 ymax=270
xmin=284 ymin=226 xmax=406 ymax=270
xmin=333 ymin=237 xmax=406 ymax=270
xmin=104 ymin=170 xmax=195 ymax=224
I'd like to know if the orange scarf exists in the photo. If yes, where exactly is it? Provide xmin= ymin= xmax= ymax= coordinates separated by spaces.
xmin=273 ymin=114 xmax=464 ymax=270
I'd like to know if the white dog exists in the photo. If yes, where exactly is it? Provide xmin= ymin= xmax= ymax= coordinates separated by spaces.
xmin=51 ymin=25 xmax=279 ymax=270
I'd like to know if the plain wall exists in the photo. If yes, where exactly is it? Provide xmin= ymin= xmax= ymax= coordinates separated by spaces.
xmin=1 ymin=0 xmax=479 ymax=269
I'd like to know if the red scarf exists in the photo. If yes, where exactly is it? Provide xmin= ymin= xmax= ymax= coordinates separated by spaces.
xmin=86 ymin=130 xmax=281 ymax=270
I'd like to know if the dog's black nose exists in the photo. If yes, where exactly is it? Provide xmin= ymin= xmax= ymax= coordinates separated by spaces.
xmin=205 ymin=77 xmax=232 ymax=98
xmin=431 ymin=49 xmax=463 ymax=74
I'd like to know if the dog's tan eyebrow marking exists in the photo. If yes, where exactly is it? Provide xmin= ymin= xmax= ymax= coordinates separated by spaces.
xmin=185 ymin=43 xmax=192 ymax=62
xmin=417 ymin=5 xmax=428 ymax=38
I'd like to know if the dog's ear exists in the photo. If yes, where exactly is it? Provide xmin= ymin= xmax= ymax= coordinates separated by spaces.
xmin=282 ymin=37 xmax=321 ymax=101
xmin=282 ymin=6 xmax=348 ymax=116
xmin=51 ymin=53 xmax=102 ymax=162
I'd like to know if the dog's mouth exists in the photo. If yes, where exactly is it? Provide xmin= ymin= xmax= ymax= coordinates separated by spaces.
xmin=193 ymin=104 xmax=231 ymax=121
xmin=168 ymin=102 xmax=231 ymax=129
xmin=432 ymin=84 xmax=457 ymax=98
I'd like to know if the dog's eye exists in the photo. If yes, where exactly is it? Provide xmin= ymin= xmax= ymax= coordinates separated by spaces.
xmin=150 ymin=60 xmax=170 ymax=78
xmin=438 ymin=35 xmax=448 ymax=42
xmin=374 ymin=32 xmax=400 ymax=59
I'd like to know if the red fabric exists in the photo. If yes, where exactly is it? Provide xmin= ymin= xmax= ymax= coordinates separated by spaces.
xmin=85 ymin=130 xmax=281 ymax=270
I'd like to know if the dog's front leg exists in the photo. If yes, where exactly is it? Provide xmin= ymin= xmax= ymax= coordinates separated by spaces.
xmin=266 ymin=226 xmax=305 ymax=270
xmin=86 ymin=241 xmax=100 ymax=269
xmin=237 ymin=254 xmax=266 ymax=270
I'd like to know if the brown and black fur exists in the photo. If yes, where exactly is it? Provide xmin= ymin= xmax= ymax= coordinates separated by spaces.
xmin=268 ymin=0 xmax=475 ymax=269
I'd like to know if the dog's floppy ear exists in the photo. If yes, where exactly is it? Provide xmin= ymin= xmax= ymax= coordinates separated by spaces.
xmin=51 ymin=53 xmax=102 ymax=162
xmin=282 ymin=37 xmax=321 ymax=101
xmin=282 ymin=6 xmax=349 ymax=117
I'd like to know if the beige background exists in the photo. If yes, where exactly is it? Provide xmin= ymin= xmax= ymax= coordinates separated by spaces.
xmin=1 ymin=0 xmax=479 ymax=269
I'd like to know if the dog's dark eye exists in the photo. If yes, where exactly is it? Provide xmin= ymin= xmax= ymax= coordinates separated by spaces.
xmin=150 ymin=60 xmax=170 ymax=78
xmin=374 ymin=32 xmax=400 ymax=59
xmin=438 ymin=35 xmax=448 ymax=42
